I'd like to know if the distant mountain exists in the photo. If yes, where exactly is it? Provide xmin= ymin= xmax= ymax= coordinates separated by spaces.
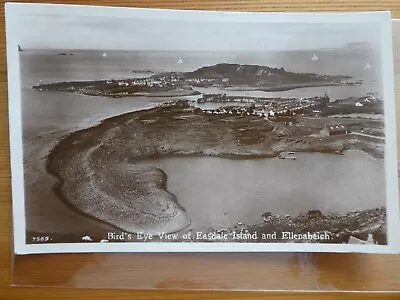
xmin=342 ymin=42 xmax=376 ymax=50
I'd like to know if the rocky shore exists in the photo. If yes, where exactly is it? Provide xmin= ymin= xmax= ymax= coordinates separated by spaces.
xmin=248 ymin=207 xmax=387 ymax=244
xmin=28 ymin=208 xmax=386 ymax=244
xmin=33 ymin=79 xmax=200 ymax=98
xmin=46 ymin=100 xmax=385 ymax=237
xmin=175 ymin=207 xmax=386 ymax=244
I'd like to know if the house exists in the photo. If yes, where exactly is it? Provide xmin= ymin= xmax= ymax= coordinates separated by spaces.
xmin=355 ymin=101 xmax=364 ymax=107
xmin=254 ymin=108 xmax=266 ymax=117
xmin=320 ymin=123 xmax=348 ymax=137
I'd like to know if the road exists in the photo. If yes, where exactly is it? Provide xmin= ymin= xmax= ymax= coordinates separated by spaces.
xmin=350 ymin=132 xmax=385 ymax=140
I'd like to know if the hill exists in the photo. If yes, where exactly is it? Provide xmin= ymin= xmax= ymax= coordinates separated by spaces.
xmin=153 ymin=63 xmax=351 ymax=87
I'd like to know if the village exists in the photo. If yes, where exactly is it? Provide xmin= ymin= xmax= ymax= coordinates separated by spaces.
xmin=190 ymin=92 xmax=384 ymax=140
xmin=105 ymin=75 xmax=179 ymax=89
xmin=195 ymin=93 xmax=330 ymax=118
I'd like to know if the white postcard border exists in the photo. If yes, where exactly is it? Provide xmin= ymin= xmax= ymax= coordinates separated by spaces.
xmin=5 ymin=3 xmax=399 ymax=254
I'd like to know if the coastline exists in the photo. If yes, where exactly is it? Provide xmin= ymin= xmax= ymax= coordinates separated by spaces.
xmin=257 ymin=82 xmax=344 ymax=92
xmin=44 ymin=100 xmax=385 ymax=238
xmin=133 ymin=89 xmax=201 ymax=97
xmin=22 ymin=93 xmax=172 ymax=236
xmin=31 ymin=61 xmax=354 ymax=100
xmin=33 ymin=81 xmax=349 ymax=98
xmin=26 ymin=207 xmax=386 ymax=244
xmin=46 ymin=106 xmax=192 ymax=235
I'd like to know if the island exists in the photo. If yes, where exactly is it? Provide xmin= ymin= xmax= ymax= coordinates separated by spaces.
xmin=32 ymin=63 xmax=356 ymax=98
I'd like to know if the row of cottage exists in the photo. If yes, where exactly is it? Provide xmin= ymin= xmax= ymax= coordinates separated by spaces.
xmin=201 ymin=106 xmax=275 ymax=118
xmin=106 ymin=77 xmax=176 ymax=88
xmin=198 ymin=100 xmax=323 ymax=118
xmin=200 ymin=105 xmax=350 ymax=136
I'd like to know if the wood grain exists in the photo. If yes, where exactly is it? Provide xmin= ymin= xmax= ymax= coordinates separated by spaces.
xmin=1 ymin=1 xmax=400 ymax=299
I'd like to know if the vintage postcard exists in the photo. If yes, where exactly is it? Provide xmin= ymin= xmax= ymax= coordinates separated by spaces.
xmin=5 ymin=3 xmax=400 ymax=254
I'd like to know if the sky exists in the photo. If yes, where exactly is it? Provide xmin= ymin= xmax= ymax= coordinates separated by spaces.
xmin=18 ymin=13 xmax=380 ymax=51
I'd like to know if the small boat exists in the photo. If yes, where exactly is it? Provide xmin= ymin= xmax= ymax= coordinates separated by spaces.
xmin=177 ymin=57 xmax=183 ymax=64
xmin=364 ymin=62 xmax=372 ymax=70
xmin=278 ymin=152 xmax=296 ymax=160
xmin=102 ymin=52 xmax=107 ymax=57
xmin=311 ymin=53 xmax=319 ymax=61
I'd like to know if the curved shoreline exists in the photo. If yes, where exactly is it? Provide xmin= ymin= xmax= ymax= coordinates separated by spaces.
xmin=46 ymin=100 xmax=385 ymax=235
xmin=46 ymin=106 xmax=192 ymax=235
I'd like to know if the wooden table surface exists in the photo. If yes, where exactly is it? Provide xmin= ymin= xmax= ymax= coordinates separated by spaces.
xmin=2 ymin=1 xmax=400 ymax=299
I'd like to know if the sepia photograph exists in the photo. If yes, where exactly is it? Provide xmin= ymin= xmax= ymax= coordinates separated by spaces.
xmin=5 ymin=3 xmax=400 ymax=254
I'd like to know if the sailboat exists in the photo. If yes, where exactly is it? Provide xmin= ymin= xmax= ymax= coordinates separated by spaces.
xmin=364 ymin=62 xmax=372 ymax=70
xmin=311 ymin=53 xmax=319 ymax=61
xmin=177 ymin=57 xmax=183 ymax=64
xmin=102 ymin=52 xmax=107 ymax=57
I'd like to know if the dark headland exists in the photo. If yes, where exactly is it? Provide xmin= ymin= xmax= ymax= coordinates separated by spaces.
xmin=45 ymin=98 xmax=386 ymax=243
